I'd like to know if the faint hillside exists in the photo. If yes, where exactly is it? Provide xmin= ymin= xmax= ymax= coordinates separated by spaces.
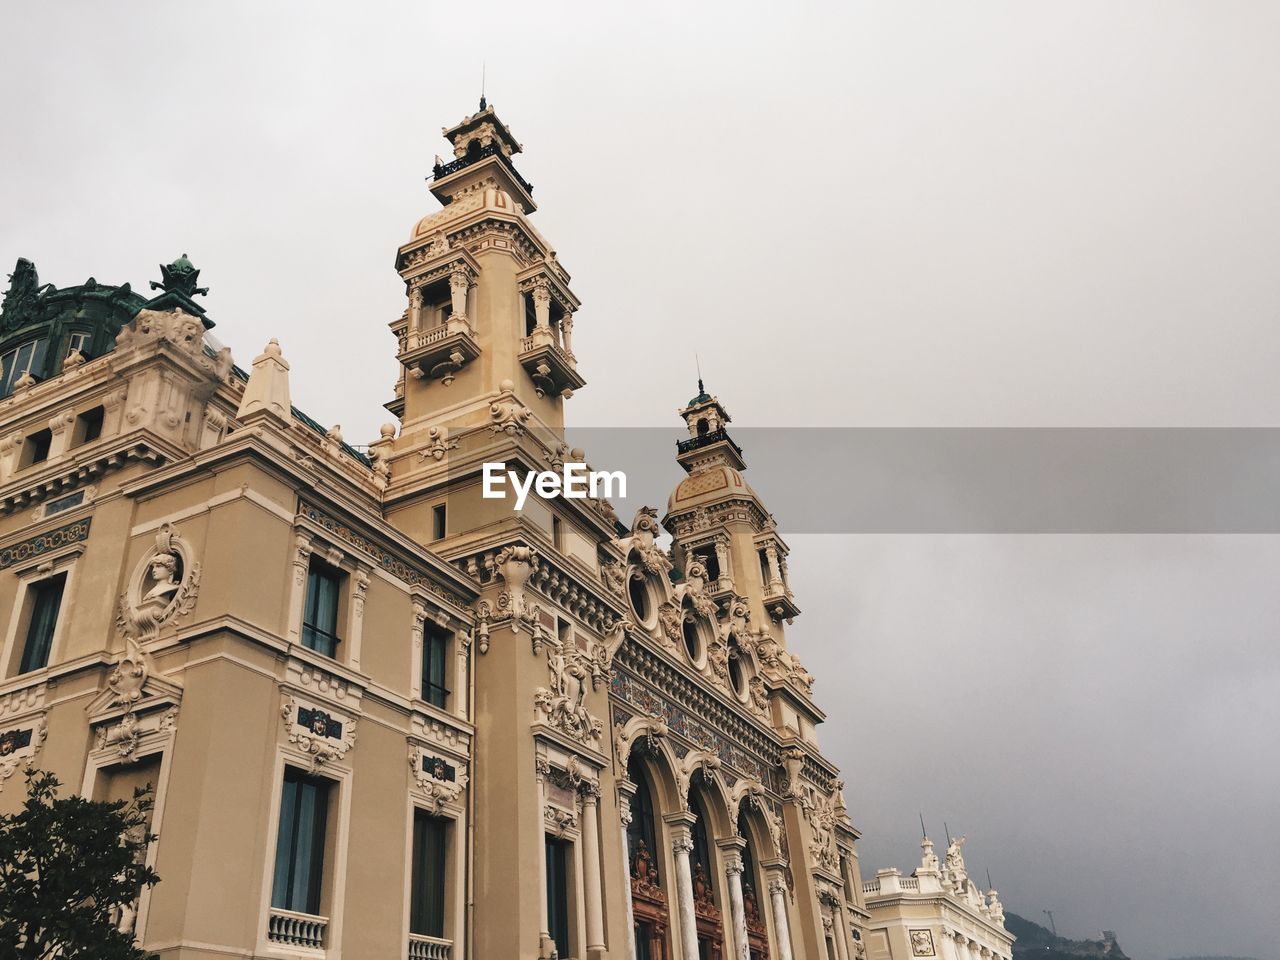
xmin=1005 ymin=913 xmax=1127 ymax=960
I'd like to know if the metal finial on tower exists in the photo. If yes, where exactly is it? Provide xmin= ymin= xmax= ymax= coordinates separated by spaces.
xmin=986 ymin=868 xmax=993 ymax=890
xmin=696 ymin=353 xmax=704 ymax=395
xmin=479 ymin=63 xmax=487 ymax=110
xmin=919 ymin=812 xmax=928 ymax=839
xmin=944 ymin=821 xmax=952 ymax=846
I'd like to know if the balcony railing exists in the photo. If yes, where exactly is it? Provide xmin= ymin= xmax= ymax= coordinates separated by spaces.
xmin=676 ymin=427 xmax=743 ymax=457
xmin=408 ymin=934 xmax=453 ymax=960
xmin=432 ymin=143 xmax=534 ymax=195
xmin=268 ymin=907 xmax=327 ymax=950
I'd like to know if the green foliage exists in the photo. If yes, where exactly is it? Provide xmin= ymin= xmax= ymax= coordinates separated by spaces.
xmin=0 ymin=768 xmax=159 ymax=959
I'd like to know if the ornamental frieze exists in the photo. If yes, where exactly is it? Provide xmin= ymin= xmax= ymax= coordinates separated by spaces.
xmin=609 ymin=669 xmax=779 ymax=793
xmin=0 ymin=517 xmax=91 ymax=570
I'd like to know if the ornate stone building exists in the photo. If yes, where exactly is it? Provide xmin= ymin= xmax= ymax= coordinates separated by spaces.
xmin=0 ymin=103 xmax=867 ymax=960
xmin=862 ymin=837 xmax=1012 ymax=960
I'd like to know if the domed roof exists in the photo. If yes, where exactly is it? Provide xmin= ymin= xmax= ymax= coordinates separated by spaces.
xmin=411 ymin=186 xmax=518 ymax=241
xmin=667 ymin=464 xmax=759 ymax=514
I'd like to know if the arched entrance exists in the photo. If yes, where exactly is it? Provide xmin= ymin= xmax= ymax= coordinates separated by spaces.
xmin=738 ymin=808 xmax=770 ymax=960
xmin=690 ymin=789 xmax=725 ymax=960
xmin=628 ymin=754 xmax=671 ymax=960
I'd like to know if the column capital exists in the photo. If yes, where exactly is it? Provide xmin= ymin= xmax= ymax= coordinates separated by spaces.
xmin=663 ymin=810 xmax=697 ymax=833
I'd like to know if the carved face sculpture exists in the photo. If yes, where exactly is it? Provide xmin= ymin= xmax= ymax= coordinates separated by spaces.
xmin=143 ymin=552 xmax=181 ymax=602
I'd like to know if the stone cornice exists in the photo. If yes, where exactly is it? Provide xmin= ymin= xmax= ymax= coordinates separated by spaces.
xmin=0 ymin=437 xmax=168 ymax=514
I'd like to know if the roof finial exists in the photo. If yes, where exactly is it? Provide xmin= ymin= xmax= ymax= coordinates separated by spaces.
xmin=919 ymin=812 xmax=928 ymax=839
xmin=479 ymin=62 xmax=487 ymax=111
xmin=696 ymin=353 xmax=704 ymax=395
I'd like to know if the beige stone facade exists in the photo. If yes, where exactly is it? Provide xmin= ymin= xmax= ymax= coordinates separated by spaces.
xmin=863 ymin=838 xmax=1012 ymax=960
xmin=0 ymin=104 xmax=868 ymax=960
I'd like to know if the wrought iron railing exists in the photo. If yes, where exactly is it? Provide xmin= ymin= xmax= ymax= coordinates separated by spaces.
xmin=267 ymin=907 xmax=327 ymax=949
xmin=432 ymin=143 xmax=534 ymax=195
xmin=676 ymin=427 xmax=743 ymax=457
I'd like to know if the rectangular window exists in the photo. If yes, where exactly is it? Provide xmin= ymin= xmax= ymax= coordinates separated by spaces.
xmin=759 ymin=549 xmax=772 ymax=586
xmin=545 ymin=835 xmax=571 ymax=960
xmin=74 ymin=406 xmax=104 ymax=445
xmin=552 ymin=516 xmax=563 ymax=551
xmin=432 ymin=504 xmax=447 ymax=541
xmin=422 ymin=623 xmax=450 ymax=709
xmin=18 ymin=574 xmax=66 ymax=674
xmin=271 ymin=768 xmax=331 ymax=916
xmin=66 ymin=332 xmax=91 ymax=357
xmin=22 ymin=428 xmax=52 ymax=467
xmin=409 ymin=809 xmax=448 ymax=937
xmin=557 ymin=618 xmax=572 ymax=650
xmin=302 ymin=560 xmax=342 ymax=658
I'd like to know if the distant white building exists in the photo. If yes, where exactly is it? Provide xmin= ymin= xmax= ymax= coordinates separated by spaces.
xmin=862 ymin=836 xmax=1013 ymax=960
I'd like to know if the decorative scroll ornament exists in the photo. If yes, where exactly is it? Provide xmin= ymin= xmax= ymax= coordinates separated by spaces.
xmin=117 ymin=523 xmax=201 ymax=642
xmin=798 ymin=783 xmax=841 ymax=873
xmin=0 ymin=716 xmax=47 ymax=790
xmin=910 ymin=931 xmax=936 ymax=957
xmin=409 ymin=745 xmax=468 ymax=814
xmin=494 ymin=545 xmax=541 ymax=629
xmin=281 ymin=697 xmax=357 ymax=771
xmin=489 ymin=380 xmax=532 ymax=436
xmin=615 ymin=507 xmax=671 ymax=575
xmin=545 ymin=804 xmax=577 ymax=837
xmin=533 ymin=640 xmax=603 ymax=746
xmin=600 ymin=558 xmax=627 ymax=597
xmin=107 ymin=637 xmax=152 ymax=711
xmin=420 ymin=425 xmax=458 ymax=461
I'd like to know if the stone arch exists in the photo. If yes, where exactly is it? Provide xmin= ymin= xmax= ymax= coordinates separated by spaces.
xmin=733 ymin=784 xmax=782 ymax=863
xmin=615 ymin=716 xmax=681 ymax=815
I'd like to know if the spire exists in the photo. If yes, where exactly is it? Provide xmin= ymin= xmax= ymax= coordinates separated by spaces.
xmin=237 ymin=338 xmax=292 ymax=422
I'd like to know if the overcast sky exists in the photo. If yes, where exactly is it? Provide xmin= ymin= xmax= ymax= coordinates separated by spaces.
xmin=3 ymin=3 xmax=1277 ymax=959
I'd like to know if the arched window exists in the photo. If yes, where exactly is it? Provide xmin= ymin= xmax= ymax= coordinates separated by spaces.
xmin=0 ymin=338 xmax=49 ymax=397
xmin=690 ymin=791 xmax=716 ymax=904
xmin=697 ymin=417 xmax=709 ymax=437
xmin=727 ymin=639 xmax=747 ymax=699
xmin=627 ymin=753 xmax=660 ymax=880
xmin=465 ymin=138 xmax=482 ymax=161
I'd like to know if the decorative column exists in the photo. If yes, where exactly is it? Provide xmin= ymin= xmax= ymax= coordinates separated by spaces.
xmin=528 ymin=276 xmax=554 ymax=347
xmin=764 ymin=542 xmax=784 ymax=592
xmin=665 ymin=813 xmax=700 ymax=960
xmin=409 ymin=282 xmax=423 ymax=334
xmin=714 ymin=540 xmax=731 ymax=591
xmin=449 ymin=265 xmax=470 ymax=324
xmin=561 ymin=312 xmax=575 ymax=359
xmin=535 ymin=758 xmax=552 ymax=955
xmin=580 ymin=783 xmax=607 ymax=956
xmin=831 ymin=906 xmax=850 ymax=960
xmin=409 ymin=600 xmax=427 ymax=700
xmin=766 ymin=874 xmax=795 ymax=960
xmin=718 ymin=838 xmax=750 ymax=960
xmin=286 ymin=533 xmax=313 ymax=644
xmin=618 ymin=781 xmax=639 ymax=960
